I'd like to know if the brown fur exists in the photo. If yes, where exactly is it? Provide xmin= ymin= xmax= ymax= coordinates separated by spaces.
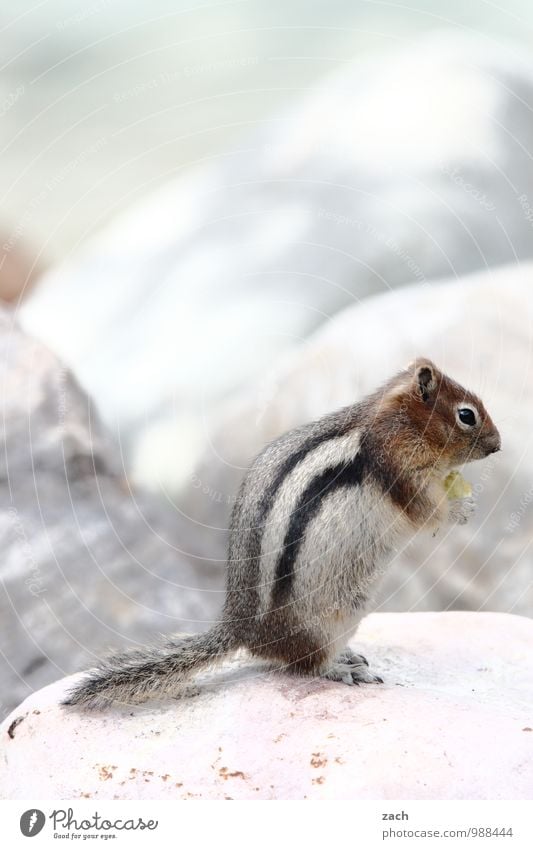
xmin=248 ymin=608 xmax=329 ymax=674
xmin=356 ymin=358 xmax=500 ymax=525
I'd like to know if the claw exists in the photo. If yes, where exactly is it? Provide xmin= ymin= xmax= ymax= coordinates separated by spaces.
xmin=322 ymin=657 xmax=383 ymax=687
xmin=339 ymin=650 xmax=369 ymax=667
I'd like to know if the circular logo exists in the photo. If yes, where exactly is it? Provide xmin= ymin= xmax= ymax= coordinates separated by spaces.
xmin=20 ymin=810 xmax=46 ymax=837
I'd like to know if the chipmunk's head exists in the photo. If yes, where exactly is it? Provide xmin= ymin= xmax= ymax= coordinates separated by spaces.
xmin=382 ymin=357 xmax=501 ymax=469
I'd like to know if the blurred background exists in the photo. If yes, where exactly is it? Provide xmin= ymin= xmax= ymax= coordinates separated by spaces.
xmin=1 ymin=0 xmax=533 ymax=717
xmin=2 ymin=0 xmax=533 ymax=264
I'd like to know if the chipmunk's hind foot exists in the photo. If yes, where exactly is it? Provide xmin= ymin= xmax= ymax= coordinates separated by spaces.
xmin=321 ymin=653 xmax=383 ymax=686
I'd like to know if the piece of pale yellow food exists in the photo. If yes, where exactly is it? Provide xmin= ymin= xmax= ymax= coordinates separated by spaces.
xmin=443 ymin=470 xmax=473 ymax=500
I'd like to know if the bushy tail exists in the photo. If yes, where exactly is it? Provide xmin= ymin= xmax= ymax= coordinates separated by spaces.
xmin=62 ymin=626 xmax=236 ymax=710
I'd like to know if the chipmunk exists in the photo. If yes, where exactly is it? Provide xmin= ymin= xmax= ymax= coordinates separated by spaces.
xmin=63 ymin=358 xmax=500 ymax=708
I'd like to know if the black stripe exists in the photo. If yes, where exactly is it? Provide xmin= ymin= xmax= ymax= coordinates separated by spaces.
xmin=260 ymin=434 xmax=334 ymax=518
xmin=246 ymin=428 xmax=343 ymax=570
xmin=257 ymin=405 xmax=362 ymax=522
xmin=271 ymin=451 xmax=366 ymax=605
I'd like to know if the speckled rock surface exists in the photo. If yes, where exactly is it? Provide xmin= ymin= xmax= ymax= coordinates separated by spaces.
xmin=1 ymin=612 xmax=532 ymax=800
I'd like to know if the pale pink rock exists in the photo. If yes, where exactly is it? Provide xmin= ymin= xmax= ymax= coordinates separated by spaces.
xmin=1 ymin=612 xmax=532 ymax=800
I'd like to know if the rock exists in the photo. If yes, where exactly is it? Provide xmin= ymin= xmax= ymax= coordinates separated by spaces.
xmin=1 ymin=612 xmax=532 ymax=800
xmin=0 ymin=310 xmax=223 ymax=721
xmin=0 ymin=236 xmax=43 ymax=303
xmin=184 ymin=262 xmax=533 ymax=616
xmin=17 ymin=34 xmax=533 ymax=492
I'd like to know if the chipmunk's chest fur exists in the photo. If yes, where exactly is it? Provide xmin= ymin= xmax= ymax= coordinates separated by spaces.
xmin=258 ymin=463 xmax=410 ymax=611
xmin=228 ymin=422 xmax=418 ymax=627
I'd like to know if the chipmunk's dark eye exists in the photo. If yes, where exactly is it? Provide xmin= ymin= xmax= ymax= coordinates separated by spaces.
xmin=458 ymin=407 xmax=477 ymax=426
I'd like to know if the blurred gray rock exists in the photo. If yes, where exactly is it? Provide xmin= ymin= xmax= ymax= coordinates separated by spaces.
xmin=0 ymin=311 xmax=224 ymax=720
xmin=183 ymin=261 xmax=533 ymax=617
xmin=18 ymin=33 xmax=533 ymax=493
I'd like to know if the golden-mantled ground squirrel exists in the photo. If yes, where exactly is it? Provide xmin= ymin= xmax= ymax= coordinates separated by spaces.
xmin=64 ymin=358 xmax=500 ymax=708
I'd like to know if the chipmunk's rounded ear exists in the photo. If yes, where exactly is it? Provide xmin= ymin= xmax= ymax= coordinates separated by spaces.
xmin=407 ymin=358 xmax=438 ymax=402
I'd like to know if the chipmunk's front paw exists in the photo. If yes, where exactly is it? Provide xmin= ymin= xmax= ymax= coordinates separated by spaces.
xmin=322 ymin=657 xmax=383 ymax=686
xmin=448 ymin=496 xmax=475 ymax=525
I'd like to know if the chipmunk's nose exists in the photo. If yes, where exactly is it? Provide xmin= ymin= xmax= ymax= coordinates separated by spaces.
xmin=484 ymin=434 xmax=501 ymax=455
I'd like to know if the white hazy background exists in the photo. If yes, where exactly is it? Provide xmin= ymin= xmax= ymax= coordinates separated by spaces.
xmin=2 ymin=0 xmax=533 ymax=266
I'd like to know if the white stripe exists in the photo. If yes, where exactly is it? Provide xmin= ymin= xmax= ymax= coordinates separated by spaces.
xmin=257 ymin=430 xmax=361 ymax=610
